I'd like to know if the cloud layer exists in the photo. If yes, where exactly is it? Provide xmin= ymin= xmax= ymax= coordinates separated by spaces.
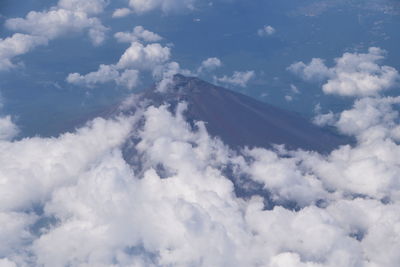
xmin=1 ymin=77 xmax=400 ymax=265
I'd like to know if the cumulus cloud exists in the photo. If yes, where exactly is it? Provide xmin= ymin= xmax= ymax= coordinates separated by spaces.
xmin=288 ymin=47 xmax=400 ymax=97
xmin=288 ymin=58 xmax=333 ymax=82
xmin=1 ymin=87 xmax=400 ymax=266
xmin=0 ymin=34 xmax=48 ymax=71
xmin=67 ymin=41 xmax=170 ymax=89
xmin=0 ymin=0 xmax=108 ymax=70
xmin=197 ymin=57 xmax=222 ymax=73
xmin=114 ymin=26 xmax=163 ymax=43
xmin=5 ymin=8 xmax=107 ymax=46
xmin=215 ymin=70 xmax=255 ymax=87
xmin=4 ymin=39 xmax=400 ymax=266
xmin=257 ymin=25 xmax=276 ymax=37
xmin=67 ymin=64 xmax=120 ymax=87
xmin=0 ymin=116 xmax=19 ymax=141
xmin=67 ymin=65 xmax=140 ymax=90
xmin=116 ymin=42 xmax=171 ymax=70
xmin=0 ymin=97 xmax=19 ymax=141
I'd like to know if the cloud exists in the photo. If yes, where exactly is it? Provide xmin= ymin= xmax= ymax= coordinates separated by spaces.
xmin=67 ymin=65 xmax=140 ymax=90
xmin=0 ymin=116 xmax=19 ymax=141
xmin=114 ymin=26 xmax=163 ymax=43
xmin=116 ymin=42 xmax=171 ymax=70
xmin=112 ymin=8 xmax=132 ymax=18
xmin=288 ymin=47 xmax=400 ymax=97
xmin=0 ymin=0 xmax=108 ymax=71
xmin=128 ymin=0 xmax=196 ymax=14
xmin=0 ymin=97 xmax=19 ymax=141
xmin=197 ymin=57 xmax=222 ymax=73
xmin=5 ymin=9 xmax=107 ymax=45
xmin=0 ymin=34 xmax=48 ymax=71
xmin=1 ymin=91 xmax=400 ymax=266
xmin=116 ymin=69 xmax=140 ymax=89
xmin=284 ymin=84 xmax=301 ymax=102
xmin=4 ymin=46 xmax=400 ymax=266
xmin=257 ymin=25 xmax=276 ymax=37
xmin=67 ymin=64 xmax=120 ymax=87
xmin=288 ymin=58 xmax=333 ymax=82
xmin=67 ymin=41 xmax=170 ymax=89
xmin=57 ymin=0 xmax=108 ymax=15
xmin=215 ymin=70 xmax=255 ymax=87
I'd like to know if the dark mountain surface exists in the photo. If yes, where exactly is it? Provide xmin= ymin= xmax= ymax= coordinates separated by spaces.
xmin=133 ymin=74 xmax=349 ymax=153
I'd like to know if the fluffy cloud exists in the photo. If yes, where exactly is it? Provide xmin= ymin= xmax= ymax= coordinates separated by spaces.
xmin=116 ymin=42 xmax=171 ymax=70
xmin=67 ymin=41 xmax=170 ymax=89
xmin=5 ymin=9 xmax=107 ymax=45
xmin=1 ymin=92 xmax=400 ymax=266
xmin=257 ymin=25 xmax=276 ymax=37
xmin=0 ymin=34 xmax=48 ymax=71
xmin=288 ymin=58 xmax=332 ymax=82
xmin=215 ymin=70 xmax=255 ymax=87
xmin=197 ymin=57 xmax=222 ymax=73
xmin=0 ymin=116 xmax=19 ymax=141
xmin=114 ymin=26 xmax=163 ymax=43
xmin=67 ymin=66 xmax=140 ymax=89
xmin=0 ymin=0 xmax=108 ymax=70
xmin=0 ymin=97 xmax=19 ymax=141
xmin=288 ymin=47 xmax=400 ymax=97
xmin=67 ymin=64 xmax=120 ymax=87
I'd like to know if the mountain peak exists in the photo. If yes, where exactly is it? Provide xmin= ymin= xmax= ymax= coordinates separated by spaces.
xmin=137 ymin=75 xmax=350 ymax=153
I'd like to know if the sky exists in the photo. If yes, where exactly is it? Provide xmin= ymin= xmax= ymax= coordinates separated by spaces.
xmin=1 ymin=0 xmax=400 ymax=266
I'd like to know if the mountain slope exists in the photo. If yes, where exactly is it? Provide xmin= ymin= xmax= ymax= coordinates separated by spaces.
xmin=135 ymin=74 xmax=349 ymax=153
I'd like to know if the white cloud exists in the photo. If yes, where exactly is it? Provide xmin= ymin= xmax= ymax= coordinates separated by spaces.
xmin=257 ymin=25 xmax=276 ymax=37
xmin=114 ymin=26 xmax=163 ymax=43
xmin=116 ymin=69 xmax=140 ymax=89
xmin=67 ymin=64 xmax=120 ymax=87
xmin=197 ymin=57 xmax=222 ymax=73
xmin=215 ymin=70 xmax=255 ymax=87
xmin=4 ymin=49 xmax=400 ymax=266
xmin=0 ymin=96 xmax=400 ymax=266
xmin=288 ymin=58 xmax=333 ymax=82
xmin=284 ymin=95 xmax=293 ymax=102
xmin=0 ymin=1 xmax=108 ymax=70
xmin=0 ymin=116 xmax=19 ymax=141
xmin=67 ymin=41 xmax=170 ymax=89
xmin=116 ymin=42 xmax=171 ymax=70
xmin=0 ymin=258 xmax=17 ymax=267
xmin=313 ymin=111 xmax=337 ymax=127
xmin=67 ymin=65 xmax=140 ymax=90
xmin=112 ymin=8 xmax=132 ymax=18
xmin=128 ymin=0 xmax=196 ymax=14
xmin=57 ymin=0 xmax=108 ymax=15
xmin=288 ymin=47 xmax=400 ymax=97
xmin=5 ymin=9 xmax=107 ymax=45
xmin=0 ymin=33 xmax=48 ymax=71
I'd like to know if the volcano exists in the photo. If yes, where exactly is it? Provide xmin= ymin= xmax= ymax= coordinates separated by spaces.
xmin=127 ymin=74 xmax=348 ymax=153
